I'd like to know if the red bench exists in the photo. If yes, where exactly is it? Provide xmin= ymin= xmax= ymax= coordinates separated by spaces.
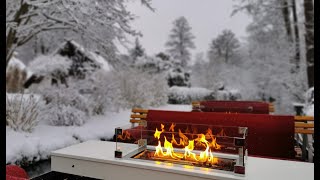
xmin=128 ymin=108 xmax=313 ymax=160
xmin=192 ymin=101 xmax=274 ymax=114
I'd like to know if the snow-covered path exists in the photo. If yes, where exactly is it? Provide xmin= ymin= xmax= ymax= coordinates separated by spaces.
xmin=6 ymin=104 xmax=191 ymax=165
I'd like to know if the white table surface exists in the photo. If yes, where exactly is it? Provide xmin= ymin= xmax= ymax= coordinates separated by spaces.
xmin=51 ymin=140 xmax=314 ymax=180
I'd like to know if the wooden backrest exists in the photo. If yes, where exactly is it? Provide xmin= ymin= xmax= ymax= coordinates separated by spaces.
xmin=130 ymin=108 xmax=148 ymax=124
xmin=192 ymin=101 xmax=275 ymax=113
xmin=294 ymin=116 xmax=314 ymax=134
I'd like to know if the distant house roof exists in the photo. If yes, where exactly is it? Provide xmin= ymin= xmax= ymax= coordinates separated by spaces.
xmin=54 ymin=40 xmax=112 ymax=75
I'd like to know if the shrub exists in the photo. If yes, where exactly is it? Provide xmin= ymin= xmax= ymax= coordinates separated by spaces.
xmin=42 ymin=104 xmax=86 ymax=126
xmin=168 ymin=86 xmax=215 ymax=104
xmin=68 ymin=68 xmax=169 ymax=114
xmin=115 ymin=68 xmax=169 ymax=108
xmin=216 ymin=89 xmax=242 ymax=101
xmin=77 ymin=70 xmax=123 ymax=115
xmin=6 ymin=94 xmax=41 ymax=132
xmin=40 ymin=86 xmax=89 ymax=126
xmin=167 ymin=67 xmax=191 ymax=87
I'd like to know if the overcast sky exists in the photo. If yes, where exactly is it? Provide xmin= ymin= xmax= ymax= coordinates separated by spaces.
xmin=119 ymin=0 xmax=252 ymax=59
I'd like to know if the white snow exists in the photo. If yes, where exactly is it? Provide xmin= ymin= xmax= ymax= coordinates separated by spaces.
xmin=8 ymin=57 xmax=26 ymax=70
xmin=68 ymin=40 xmax=112 ymax=72
xmin=169 ymin=86 xmax=212 ymax=99
xmin=91 ymin=52 xmax=112 ymax=72
xmin=304 ymin=87 xmax=314 ymax=116
xmin=305 ymin=104 xmax=314 ymax=116
xmin=7 ymin=56 xmax=33 ymax=79
xmin=6 ymin=93 xmax=42 ymax=101
xmin=6 ymin=104 xmax=191 ymax=165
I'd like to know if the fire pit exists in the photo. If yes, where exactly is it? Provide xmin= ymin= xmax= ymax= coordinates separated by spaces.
xmin=115 ymin=121 xmax=248 ymax=175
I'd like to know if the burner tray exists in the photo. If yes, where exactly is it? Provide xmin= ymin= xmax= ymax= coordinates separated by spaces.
xmin=132 ymin=149 xmax=236 ymax=172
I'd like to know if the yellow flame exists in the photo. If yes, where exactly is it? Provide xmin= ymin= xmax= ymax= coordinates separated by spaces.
xmin=184 ymin=140 xmax=198 ymax=161
xmin=155 ymin=140 xmax=164 ymax=156
xmin=154 ymin=128 xmax=162 ymax=139
xmin=154 ymin=124 xmax=165 ymax=139
xmin=153 ymin=123 xmax=222 ymax=165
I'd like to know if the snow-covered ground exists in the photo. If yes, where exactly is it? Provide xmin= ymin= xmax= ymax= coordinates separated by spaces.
xmin=6 ymin=104 xmax=191 ymax=165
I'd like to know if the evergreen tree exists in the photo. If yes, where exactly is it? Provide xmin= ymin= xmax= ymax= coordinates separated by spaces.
xmin=165 ymin=16 xmax=195 ymax=68
xmin=129 ymin=38 xmax=145 ymax=61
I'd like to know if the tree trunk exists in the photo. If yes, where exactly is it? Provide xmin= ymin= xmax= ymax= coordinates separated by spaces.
xmin=282 ymin=0 xmax=293 ymax=42
xmin=303 ymin=0 xmax=314 ymax=87
xmin=291 ymin=0 xmax=301 ymax=72
xmin=6 ymin=3 xmax=29 ymax=68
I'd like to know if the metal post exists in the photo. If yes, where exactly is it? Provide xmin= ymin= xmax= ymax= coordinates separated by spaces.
xmin=302 ymin=134 xmax=307 ymax=161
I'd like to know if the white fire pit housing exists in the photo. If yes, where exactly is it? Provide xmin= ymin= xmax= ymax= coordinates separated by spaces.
xmin=51 ymin=140 xmax=314 ymax=180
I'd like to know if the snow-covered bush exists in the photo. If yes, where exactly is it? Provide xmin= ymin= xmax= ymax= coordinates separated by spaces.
xmin=42 ymin=104 xmax=86 ymax=126
xmin=167 ymin=67 xmax=191 ymax=87
xmin=216 ymin=88 xmax=242 ymax=101
xmin=135 ymin=55 xmax=172 ymax=74
xmin=168 ymin=86 xmax=215 ymax=104
xmin=6 ymin=94 xmax=41 ymax=132
xmin=29 ymin=55 xmax=71 ymax=78
xmin=75 ymin=69 xmax=123 ymax=115
xmin=121 ymin=70 xmax=168 ymax=108
xmin=40 ymin=87 xmax=89 ymax=126
xmin=70 ymin=67 xmax=169 ymax=114
xmin=27 ymin=54 xmax=72 ymax=91
xmin=115 ymin=68 xmax=169 ymax=108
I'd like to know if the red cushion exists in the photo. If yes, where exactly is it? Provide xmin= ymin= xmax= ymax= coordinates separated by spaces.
xmin=6 ymin=175 xmax=29 ymax=180
xmin=6 ymin=165 xmax=29 ymax=180
xmin=198 ymin=101 xmax=270 ymax=114
xmin=146 ymin=110 xmax=295 ymax=160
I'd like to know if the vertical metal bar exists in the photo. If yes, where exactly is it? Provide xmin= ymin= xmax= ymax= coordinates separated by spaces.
xmin=302 ymin=134 xmax=307 ymax=161
xmin=238 ymin=147 xmax=244 ymax=166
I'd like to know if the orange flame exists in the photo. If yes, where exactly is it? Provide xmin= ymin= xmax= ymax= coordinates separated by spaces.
xmin=117 ymin=130 xmax=131 ymax=141
xmin=154 ymin=124 xmax=223 ymax=165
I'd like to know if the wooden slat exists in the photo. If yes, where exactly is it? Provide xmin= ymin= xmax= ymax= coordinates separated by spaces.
xmin=294 ymin=116 xmax=314 ymax=121
xmin=295 ymin=122 xmax=314 ymax=128
xmin=295 ymin=129 xmax=314 ymax=134
xmin=130 ymin=119 xmax=142 ymax=123
xmin=130 ymin=114 xmax=147 ymax=119
xmin=132 ymin=108 xmax=148 ymax=113
xmin=269 ymin=107 xmax=275 ymax=112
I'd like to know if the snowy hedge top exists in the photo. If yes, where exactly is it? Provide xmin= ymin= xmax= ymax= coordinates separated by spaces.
xmin=169 ymin=86 xmax=213 ymax=97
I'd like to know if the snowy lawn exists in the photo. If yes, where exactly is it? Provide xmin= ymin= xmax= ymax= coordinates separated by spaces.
xmin=6 ymin=104 xmax=191 ymax=165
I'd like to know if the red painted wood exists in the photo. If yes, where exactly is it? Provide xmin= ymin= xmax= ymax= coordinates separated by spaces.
xmin=146 ymin=110 xmax=295 ymax=159
xmin=198 ymin=101 xmax=270 ymax=114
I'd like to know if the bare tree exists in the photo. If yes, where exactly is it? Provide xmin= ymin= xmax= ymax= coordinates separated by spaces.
xmin=6 ymin=0 xmax=153 ymax=68
xmin=291 ymin=0 xmax=301 ymax=72
xmin=303 ymin=0 xmax=314 ymax=87
xmin=282 ymin=0 xmax=293 ymax=42
xmin=165 ymin=16 xmax=195 ymax=68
